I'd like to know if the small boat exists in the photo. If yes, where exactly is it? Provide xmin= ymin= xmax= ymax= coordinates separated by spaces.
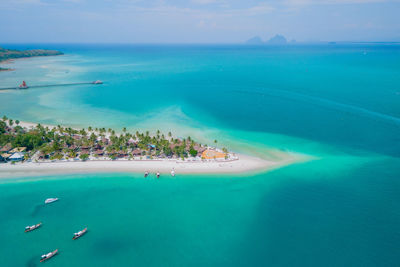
xmin=40 ymin=249 xmax=58 ymax=262
xmin=170 ymin=170 xmax=175 ymax=177
xmin=156 ymin=172 xmax=160 ymax=178
xmin=144 ymin=171 xmax=149 ymax=178
xmin=45 ymin=198 xmax=59 ymax=204
xmin=92 ymin=80 xmax=103 ymax=84
xmin=25 ymin=222 xmax=42 ymax=232
xmin=72 ymin=227 xmax=87 ymax=240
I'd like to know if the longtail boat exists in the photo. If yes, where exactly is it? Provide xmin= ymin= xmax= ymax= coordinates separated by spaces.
xmin=25 ymin=222 xmax=42 ymax=233
xmin=40 ymin=249 xmax=58 ymax=262
xmin=73 ymin=227 xmax=88 ymax=240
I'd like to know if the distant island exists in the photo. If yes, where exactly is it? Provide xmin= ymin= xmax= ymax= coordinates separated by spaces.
xmin=245 ymin=34 xmax=289 ymax=45
xmin=0 ymin=47 xmax=63 ymax=71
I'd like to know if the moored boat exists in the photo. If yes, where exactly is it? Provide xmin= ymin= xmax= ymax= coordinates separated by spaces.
xmin=171 ymin=170 xmax=175 ymax=177
xmin=144 ymin=171 xmax=149 ymax=178
xmin=92 ymin=80 xmax=103 ymax=84
xmin=40 ymin=249 xmax=58 ymax=262
xmin=25 ymin=222 xmax=42 ymax=232
xmin=45 ymin=198 xmax=59 ymax=204
xmin=156 ymin=172 xmax=160 ymax=178
xmin=72 ymin=227 xmax=88 ymax=240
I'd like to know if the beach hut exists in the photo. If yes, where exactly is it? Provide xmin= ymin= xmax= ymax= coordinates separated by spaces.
xmin=194 ymin=145 xmax=206 ymax=153
xmin=94 ymin=150 xmax=104 ymax=156
xmin=132 ymin=149 xmax=142 ymax=156
xmin=9 ymin=152 xmax=25 ymax=161
xmin=0 ymin=143 xmax=12 ymax=153
xmin=10 ymin=147 xmax=26 ymax=153
xmin=0 ymin=153 xmax=10 ymax=162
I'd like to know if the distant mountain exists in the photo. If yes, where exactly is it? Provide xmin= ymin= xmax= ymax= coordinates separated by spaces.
xmin=245 ymin=34 xmax=290 ymax=45
xmin=267 ymin=35 xmax=287 ymax=45
xmin=246 ymin=36 xmax=264 ymax=45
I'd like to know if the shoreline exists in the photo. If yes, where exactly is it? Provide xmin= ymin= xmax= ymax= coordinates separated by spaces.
xmin=0 ymin=120 xmax=310 ymax=179
xmin=0 ymin=153 xmax=305 ymax=179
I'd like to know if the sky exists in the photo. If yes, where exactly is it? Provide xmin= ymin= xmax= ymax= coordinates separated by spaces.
xmin=0 ymin=0 xmax=399 ymax=43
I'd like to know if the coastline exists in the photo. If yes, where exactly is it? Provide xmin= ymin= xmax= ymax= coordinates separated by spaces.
xmin=0 ymin=121 xmax=309 ymax=178
xmin=0 ymin=153 xmax=299 ymax=178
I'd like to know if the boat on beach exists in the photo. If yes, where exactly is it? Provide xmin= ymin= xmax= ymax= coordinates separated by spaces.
xmin=40 ymin=249 xmax=58 ymax=262
xmin=25 ymin=222 xmax=42 ymax=232
xmin=73 ymin=227 xmax=87 ymax=240
xmin=45 ymin=198 xmax=59 ymax=204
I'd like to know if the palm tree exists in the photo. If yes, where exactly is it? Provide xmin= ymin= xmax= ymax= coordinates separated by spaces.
xmin=214 ymin=139 xmax=217 ymax=145
xmin=2 ymin=115 xmax=7 ymax=122
xmin=123 ymin=127 xmax=127 ymax=133
xmin=8 ymin=119 xmax=13 ymax=126
xmin=15 ymin=120 xmax=20 ymax=126
xmin=88 ymin=126 xmax=92 ymax=132
xmin=168 ymin=131 xmax=172 ymax=137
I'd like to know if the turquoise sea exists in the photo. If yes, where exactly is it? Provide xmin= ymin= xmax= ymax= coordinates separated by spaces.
xmin=0 ymin=44 xmax=400 ymax=266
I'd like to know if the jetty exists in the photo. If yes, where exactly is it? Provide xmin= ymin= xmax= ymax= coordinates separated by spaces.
xmin=0 ymin=80 xmax=103 ymax=91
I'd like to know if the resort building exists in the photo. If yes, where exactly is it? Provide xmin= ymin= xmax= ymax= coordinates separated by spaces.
xmin=9 ymin=147 xmax=26 ymax=153
xmin=201 ymin=149 xmax=226 ymax=160
xmin=0 ymin=153 xmax=11 ymax=162
xmin=0 ymin=143 xmax=11 ymax=153
xmin=9 ymin=152 xmax=25 ymax=161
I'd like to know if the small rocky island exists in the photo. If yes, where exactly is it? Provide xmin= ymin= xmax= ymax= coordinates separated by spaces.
xmin=0 ymin=47 xmax=63 ymax=71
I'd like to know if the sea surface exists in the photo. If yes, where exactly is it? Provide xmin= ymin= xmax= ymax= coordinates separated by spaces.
xmin=0 ymin=44 xmax=400 ymax=266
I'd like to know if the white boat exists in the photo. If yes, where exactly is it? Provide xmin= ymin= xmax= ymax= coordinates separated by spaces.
xmin=40 ymin=249 xmax=58 ymax=262
xmin=45 ymin=198 xmax=59 ymax=204
xmin=171 ymin=170 xmax=175 ymax=177
xmin=73 ymin=227 xmax=88 ymax=240
xmin=156 ymin=172 xmax=160 ymax=178
xmin=25 ymin=222 xmax=42 ymax=232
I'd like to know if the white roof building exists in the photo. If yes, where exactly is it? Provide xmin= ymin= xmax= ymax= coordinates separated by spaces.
xmin=9 ymin=152 xmax=25 ymax=161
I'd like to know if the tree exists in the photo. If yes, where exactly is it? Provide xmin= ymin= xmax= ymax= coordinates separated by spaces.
xmin=2 ymin=115 xmax=7 ymax=122
xmin=168 ymin=131 xmax=172 ymax=137
xmin=88 ymin=126 xmax=92 ymax=132
xmin=122 ymin=127 xmax=127 ymax=133
xmin=79 ymin=129 xmax=87 ymax=136
xmin=15 ymin=120 xmax=20 ymax=126
xmin=189 ymin=147 xmax=198 ymax=157
xmin=8 ymin=119 xmax=13 ymax=126
xmin=214 ymin=139 xmax=217 ymax=145
xmin=79 ymin=153 xmax=89 ymax=161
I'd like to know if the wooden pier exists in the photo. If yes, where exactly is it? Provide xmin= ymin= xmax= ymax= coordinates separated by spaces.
xmin=0 ymin=81 xmax=103 ymax=91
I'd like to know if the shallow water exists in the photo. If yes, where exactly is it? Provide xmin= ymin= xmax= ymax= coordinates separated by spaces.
xmin=0 ymin=44 xmax=399 ymax=266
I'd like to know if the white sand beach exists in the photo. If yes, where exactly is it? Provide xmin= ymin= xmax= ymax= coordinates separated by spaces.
xmin=0 ymin=153 xmax=303 ymax=178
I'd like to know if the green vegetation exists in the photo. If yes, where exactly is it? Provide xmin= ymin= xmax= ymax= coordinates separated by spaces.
xmin=0 ymin=116 xmax=226 ymax=162
xmin=0 ymin=47 xmax=63 ymax=63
